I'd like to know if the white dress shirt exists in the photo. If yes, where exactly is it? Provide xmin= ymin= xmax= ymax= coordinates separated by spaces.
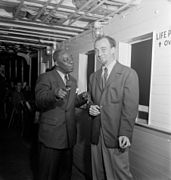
xmin=102 ymin=60 xmax=116 ymax=80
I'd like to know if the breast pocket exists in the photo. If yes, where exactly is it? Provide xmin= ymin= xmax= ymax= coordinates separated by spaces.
xmin=109 ymin=86 xmax=122 ymax=103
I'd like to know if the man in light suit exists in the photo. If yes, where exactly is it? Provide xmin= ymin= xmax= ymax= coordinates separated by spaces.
xmin=89 ymin=36 xmax=139 ymax=180
xmin=35 ymin=49 xmax=88 ymax=180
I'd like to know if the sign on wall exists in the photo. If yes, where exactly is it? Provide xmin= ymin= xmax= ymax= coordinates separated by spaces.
xmin=155 ymin=27 xmax=171 ymax=50
xmin=150 ymin=26 xmax=171 ymax=132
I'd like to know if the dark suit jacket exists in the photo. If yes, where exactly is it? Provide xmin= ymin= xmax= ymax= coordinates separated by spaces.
xmin=89 ymin=61 xmax=139 ymax=148
xmin=35 ymin=69 xmax=85 ymax=149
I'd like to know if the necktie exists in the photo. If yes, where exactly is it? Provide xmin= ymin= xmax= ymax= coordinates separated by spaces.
xmin=102 ymin=67 xmax=108 ymax=88
xmin=65 ymin=74 xmax=71 ymax=91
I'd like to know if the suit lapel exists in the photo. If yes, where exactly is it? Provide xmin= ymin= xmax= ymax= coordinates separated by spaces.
xmin=51 ymin=70 xmax=70 ymax=109
xmin=52 ymin=69 xmax=66 ymax=89
xmin=95 ymin=68 xmax=103 ymax=92
xmin=105 ymin=61 xmax=123 ymax=89
xmin=66 ymin=75 xmax=76 ymax=109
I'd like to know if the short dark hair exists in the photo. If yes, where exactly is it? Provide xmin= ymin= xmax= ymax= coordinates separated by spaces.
xmin=53 ymin=49 xmax=67 ymax=62
xmin=95 ymin=35 xmax=116 ymax=48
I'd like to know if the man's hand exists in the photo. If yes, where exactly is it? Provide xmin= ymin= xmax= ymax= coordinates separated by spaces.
xmin=55 ymin=88 xmax=67 ymax=99
xmin=118 ymin=136 xmax=131 ymax=149
xmin=80 ymin=92 xmax=91 ymax=103
xmin=89 ymin=105 xmax=101 ymax=116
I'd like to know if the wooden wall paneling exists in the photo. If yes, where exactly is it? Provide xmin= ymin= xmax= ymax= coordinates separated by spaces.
xmin=130 ymin=125 xmax=171 ymax=180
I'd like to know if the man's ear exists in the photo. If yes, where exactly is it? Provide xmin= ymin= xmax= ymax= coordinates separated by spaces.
xmin=111 ymin=46 xmax=116 ymax=54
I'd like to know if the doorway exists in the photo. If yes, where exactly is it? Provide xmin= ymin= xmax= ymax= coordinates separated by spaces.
xmin=119 ymin=33 xmax=153 ymax=124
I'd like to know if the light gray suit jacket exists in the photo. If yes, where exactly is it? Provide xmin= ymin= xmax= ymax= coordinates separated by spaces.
xmin=89 ymin=61 xmax=139 ymax=148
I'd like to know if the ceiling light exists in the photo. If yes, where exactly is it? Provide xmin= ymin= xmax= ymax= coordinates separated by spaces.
xmin=92 ymin=20 xmax=108 ymax=39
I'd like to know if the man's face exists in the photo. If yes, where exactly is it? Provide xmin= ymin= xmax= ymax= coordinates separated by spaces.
xmin=57 ymin=51 xmax=74 ymax=73
xmin=95 ymin=38 xmax=115 ymax=66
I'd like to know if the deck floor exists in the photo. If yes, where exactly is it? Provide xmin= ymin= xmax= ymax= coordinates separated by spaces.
xmin=0 ymin=120 xmax=88 ymax=180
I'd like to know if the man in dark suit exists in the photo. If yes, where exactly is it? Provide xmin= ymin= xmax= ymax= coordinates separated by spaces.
xmin=89 ymin=36 xmax=139 ymax=180
xmin=35 ymin=49 xmax=89 ymax=180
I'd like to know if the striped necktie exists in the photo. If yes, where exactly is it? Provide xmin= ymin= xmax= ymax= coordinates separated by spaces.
xmin=102 ymin=67 xmax=108 ymax=89
xmin=65 ymin=74 xmax=71 ymax=91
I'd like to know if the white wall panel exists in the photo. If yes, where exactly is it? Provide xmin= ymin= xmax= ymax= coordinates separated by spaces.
xmin=78 ymin=54 xmax=88 ymax=93
xmin=130 ymin=125 xmax=171 ymax=180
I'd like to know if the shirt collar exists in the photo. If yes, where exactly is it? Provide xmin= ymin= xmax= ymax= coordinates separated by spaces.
xmin=56 ymin=70 xmax=65 ymax=82
xmin=102 ymin=60 xmax=116 ymax=77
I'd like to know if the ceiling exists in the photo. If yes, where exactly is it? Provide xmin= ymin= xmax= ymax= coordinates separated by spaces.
xmin=0 ymin=0 xmax=141 ymax=53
